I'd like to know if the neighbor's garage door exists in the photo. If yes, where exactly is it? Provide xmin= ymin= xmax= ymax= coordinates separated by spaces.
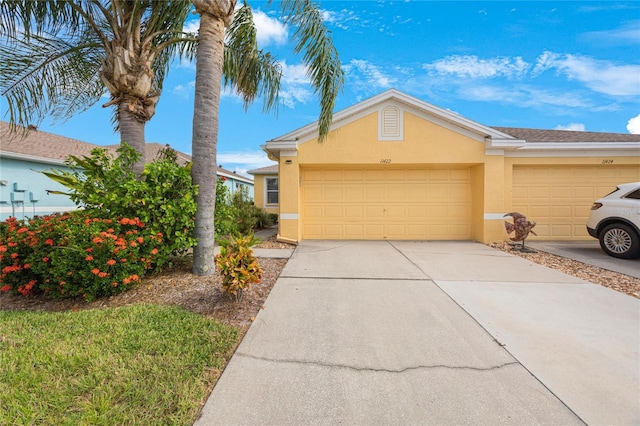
xmin=512 ymin=166 xmax=640 ymax=239
xmin=301 ymin=167 xmax=471 ymax=240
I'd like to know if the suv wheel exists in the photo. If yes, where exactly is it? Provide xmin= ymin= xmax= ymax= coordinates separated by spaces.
xmin=599 ymin=223 xmax=640 ymax=259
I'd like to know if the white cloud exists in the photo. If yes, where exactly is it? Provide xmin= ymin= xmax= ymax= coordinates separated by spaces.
xmin=281 ymin=61 xmax=309 ymax=84
xmin=582 ymin=20 xmax=640 ymax=45
xmin=172 ymin=81 xmax=195 ymax=98
xmin=627 ymin=114 xmax=640 ymax=134
xmin=343 ymin=59 xmax=396 ymax=92
xmin=424 ymin=55 xmax=529 ymax=79
xmin=533 ymin=51 xmax=640 ymax=96
xmin=555 ymin=123 xmax=586 ymax=131
xmin=252 ymin=9 xmax=287 ymax=46
xmin=217 ymin=150 xmax=276 ymax=177
xmin=462 ymin=84 xmax=590 ymax=109
xmin=321 ymin=8 xmax=363 ymax=30
xmin=183 ymin=18 xmax=200 ymax=34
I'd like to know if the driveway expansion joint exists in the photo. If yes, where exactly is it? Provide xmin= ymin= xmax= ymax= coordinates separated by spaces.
xmin=236 ymin=352 xmax=519 ymax=374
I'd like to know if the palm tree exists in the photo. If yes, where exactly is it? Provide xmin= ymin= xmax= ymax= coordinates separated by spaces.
xmin=190 ymin=0 xmax=344 ymax=275
xmin=0 ymin=0 xmax=196 ymax=174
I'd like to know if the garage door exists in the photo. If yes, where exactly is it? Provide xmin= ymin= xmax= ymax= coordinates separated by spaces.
xmin=512 ymin=166 xmax=640 ymax=239
xmin=301 ymin=167 xmax=472 ymax=240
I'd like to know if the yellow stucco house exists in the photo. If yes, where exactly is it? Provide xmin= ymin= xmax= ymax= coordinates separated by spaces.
xmin=249 ymin=90 xmax=640 ymax=244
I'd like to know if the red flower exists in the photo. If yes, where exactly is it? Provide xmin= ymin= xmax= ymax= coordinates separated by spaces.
xmin=45 ymin=239 xmax=54 ymax=245
xmin=10 ymin=253 xmax=18 ymax=259
xmin=98 ymin=272 xmax=108 ymax=278
xmin=92 ymin=237 xmax=103 ymax=244
xmin=42 ymin=257 xmax=50 ymax=262
xmin=151 ymin=248 xmax=159 ymax=255
xmin=137 ymin=237 xmax=144 ymax=244
xmin=106 ymin=259 xmax=116 ymax=266
xmin=0 ymin=246 xmax=7 ymax=252
xmin=91 ymin=268 xmax=100 ymax=275
xmin=86 ymin=255 xmax=94 ymax=261
xmin=1 ymin=285 xmax=11 ymax=292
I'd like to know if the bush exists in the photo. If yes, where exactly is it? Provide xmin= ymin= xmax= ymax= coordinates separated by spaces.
xmin=214 ymin=177 xmax=238 ymax=237
xmin=215 ymin=233 xmax=262 ymax=301
xmin=0 ymin=211 xmax=161 ymax=301
xmin=43 ymin=144 xmax=197 ymax=268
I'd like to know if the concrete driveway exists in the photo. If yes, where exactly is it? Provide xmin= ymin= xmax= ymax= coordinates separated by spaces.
xmin=196 ymin=241 xmax=639 ymax=425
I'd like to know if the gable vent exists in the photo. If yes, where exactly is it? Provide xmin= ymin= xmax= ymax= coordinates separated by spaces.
xmin=379 ymin=106 xmax=403 ymax=140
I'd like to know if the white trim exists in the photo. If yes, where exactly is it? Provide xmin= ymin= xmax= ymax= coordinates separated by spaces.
xmin=264 ymin=176 xmax=279 ymax=207
xmin=484 ymin=213 xmax=506 ymax=220
xmin=267 ymin=89 xmax=519 ymax=147
xmin=216 ymin=170 xmax=254 ymax=184
xmin=280 ymin=150 xmax=297 ymax=157
xmin=280 ymin=213 xmax=299 ymax=220
xmin=485 ymin=149 xmax=505 ymax=156
xmin=506 ymin=148 xmax=640 ymax=158
xmin=1 ymin=151 xmax=67 ymax=166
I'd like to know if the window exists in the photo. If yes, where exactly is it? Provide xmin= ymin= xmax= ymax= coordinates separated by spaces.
xmin=266 ymin=177 xmax=278 ymax=205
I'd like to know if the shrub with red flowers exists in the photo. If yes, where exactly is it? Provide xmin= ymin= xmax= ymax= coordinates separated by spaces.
xmin=0 ymin=211 xmax=162 ymax=301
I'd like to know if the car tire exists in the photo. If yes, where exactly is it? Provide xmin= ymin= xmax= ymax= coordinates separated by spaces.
xmin=598 ymin=223 xmax=640 ymax=259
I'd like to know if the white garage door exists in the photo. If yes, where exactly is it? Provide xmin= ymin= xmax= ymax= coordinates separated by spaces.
xmin=301 ymin=167 xmax=472 ymax=240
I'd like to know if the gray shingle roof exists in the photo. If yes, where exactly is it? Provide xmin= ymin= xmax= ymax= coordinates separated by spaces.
xmin=492 ymin=127 xmax=640 ymax=143
xmin=247 ymin=164 xmax=278 ymax=175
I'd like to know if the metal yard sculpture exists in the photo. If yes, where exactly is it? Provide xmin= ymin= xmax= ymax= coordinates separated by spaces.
xmin=504 ymin=212 xmax=537 ymax=252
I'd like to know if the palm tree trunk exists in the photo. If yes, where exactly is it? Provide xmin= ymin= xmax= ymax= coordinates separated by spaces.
xmin=118 ymin=100 xmax=147 ymax=175
xmin=191 ymin=11 xmax=226 ymax=275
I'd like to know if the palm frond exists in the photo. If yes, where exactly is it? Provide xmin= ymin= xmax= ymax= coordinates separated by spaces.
xmin=0 ymin=31 xmax=104 ymax=127
xmin=224 ymin=3 xmax=282 ymax=112
xmin=280 ymin=0 xmax=344 ymax=140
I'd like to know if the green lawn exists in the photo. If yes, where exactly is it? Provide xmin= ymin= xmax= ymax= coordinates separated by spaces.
xmin=0 ymin=304 xmax=239 ymax=425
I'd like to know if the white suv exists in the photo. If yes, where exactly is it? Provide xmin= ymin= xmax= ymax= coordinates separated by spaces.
xmin=586 ymin=182 xmax=640 ymax=259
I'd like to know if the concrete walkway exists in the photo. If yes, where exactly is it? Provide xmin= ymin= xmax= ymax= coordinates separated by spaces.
xmin=196 ymin=240 xmax=639 ymax=425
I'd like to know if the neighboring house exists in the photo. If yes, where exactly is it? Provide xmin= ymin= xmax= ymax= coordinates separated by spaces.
xmin=216 ymin=166 xmax=254 ymax=198
xmin=0 ymin=122 xmax=253 ymax=221
xmin=247 ymin=164 xmax=278 ymax=215
xmin=252 ymin=89 xmax=640 ymax=244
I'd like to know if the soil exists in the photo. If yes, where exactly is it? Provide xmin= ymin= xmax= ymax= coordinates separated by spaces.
xmin=1 ymin=237 xmax=637 ymax=330
xmin=0 ymin=236 xmax=296 ymax=332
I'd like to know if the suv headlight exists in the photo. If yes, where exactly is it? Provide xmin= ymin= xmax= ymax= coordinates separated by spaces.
xmin=590 ymin=202 xmax=603 ymax=210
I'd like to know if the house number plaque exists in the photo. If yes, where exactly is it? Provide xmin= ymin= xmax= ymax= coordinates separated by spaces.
xmin=380 ymin=158 xmax=391 ymax=164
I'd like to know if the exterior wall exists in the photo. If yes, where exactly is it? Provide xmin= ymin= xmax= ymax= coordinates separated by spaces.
xmin=0 ymin=157 xmax=80 ymax=221
xmin=221 ymin=177 xmax=254 ymax=199
xmin=278 ymin=111 xmax=492 ymax=243
xmin=251 ymin=174 xmax=279 ymax=215
xmin=270 ymin=96 xmax=639 ymax=244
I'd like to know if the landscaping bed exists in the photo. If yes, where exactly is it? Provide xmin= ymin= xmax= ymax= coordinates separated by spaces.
xmin=491 ymin=242 xmax=640 ymax=299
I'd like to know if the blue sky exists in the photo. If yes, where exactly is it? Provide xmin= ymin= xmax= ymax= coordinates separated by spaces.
xmin=3 ymin=1 xmax=639 ymax=176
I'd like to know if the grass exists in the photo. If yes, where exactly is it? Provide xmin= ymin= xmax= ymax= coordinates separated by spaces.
xmin=0 ymin=304 xmax=239 ymax=425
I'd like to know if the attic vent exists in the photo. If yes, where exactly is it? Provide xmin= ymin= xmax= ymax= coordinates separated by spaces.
xmin=378 ymin=106 xmax=403 ymax=141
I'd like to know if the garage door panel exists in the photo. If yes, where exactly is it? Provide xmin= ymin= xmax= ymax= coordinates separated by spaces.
xmin=324 ymin=206 xmax=343 ymax=218
xmin=513 ymin=166 xmax=640 ymax=239
xmin=345 ymin=186 xmax=365 ymax=201
xmin=302 ymin=167 xmax=471 ymax=240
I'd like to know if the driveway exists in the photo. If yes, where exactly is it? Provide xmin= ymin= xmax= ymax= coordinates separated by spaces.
xmin=196 ymin=241 xmax=639 ymax=425
xmin=527 ymin=240 xmax=640 ymax=278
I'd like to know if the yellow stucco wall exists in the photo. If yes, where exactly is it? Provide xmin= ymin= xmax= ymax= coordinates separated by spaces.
xmin=251 ymin=174 xmax=279 ymax=215
xmin=297 ymin=112 xmax=487 ymax=165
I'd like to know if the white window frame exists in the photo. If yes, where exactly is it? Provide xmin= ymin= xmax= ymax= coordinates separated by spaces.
xmin=265 ymin=177 xmax=279 ymax=206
